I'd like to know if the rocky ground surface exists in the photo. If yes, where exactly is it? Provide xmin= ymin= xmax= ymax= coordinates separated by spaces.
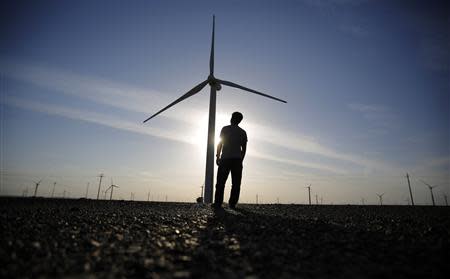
xmin=0 ymin=197 xmax=449 ymax=278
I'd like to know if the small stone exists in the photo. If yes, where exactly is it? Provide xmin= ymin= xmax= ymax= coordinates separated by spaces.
xmin=127 ymin=245 xmax=141 ymax=253
xmin=173 ymin=271 xmax=190 ymax=278
xmin=115 ymin=233 xmax=124 ymax=241
xmin=90 ymin=239 xmax=101 ymax=247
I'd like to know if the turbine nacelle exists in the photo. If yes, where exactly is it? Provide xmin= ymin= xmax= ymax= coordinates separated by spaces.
xmin=208 ymin=75 xmax=221 ymax=91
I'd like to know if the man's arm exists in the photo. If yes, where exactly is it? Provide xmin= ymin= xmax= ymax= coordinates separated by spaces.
xmin=216 ymin=141 xmax=223 ymax=165
xmin=241 ymin=142 xmax=247 ymax=161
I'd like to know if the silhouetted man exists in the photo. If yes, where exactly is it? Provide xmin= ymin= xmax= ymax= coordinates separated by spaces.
xmin=214 ymin=112 xmax=247 ymax=209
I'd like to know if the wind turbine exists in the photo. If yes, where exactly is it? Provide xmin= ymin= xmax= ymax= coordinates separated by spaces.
xmin=106 ymin=179 xmax=119 ymax=200
xmin=306 ymin=184 xmax=311 ymax=205
xmin=376 ymin=193 xmax=384 ymax=206
xmin=97 ymin=173 xmax=104 ymax=200
xmin=420 ymin=180 xmax=438 ymax=206
xmin=51 ymin=182 xmax=56 ymax=198
xmin=143 ymin=16 xmax=287 ymax=203
xmin=405 ymin=173 xmax=415 ymax=206
xmin=33 ymin=180 xmax=42 ymax=197
xmin=22 ymin=187 xmax=28 ymax=197
xmin=443 ymin=193 xmax=448 ymax=206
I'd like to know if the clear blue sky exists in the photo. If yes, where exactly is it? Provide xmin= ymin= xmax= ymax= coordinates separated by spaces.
xmin=1 ymin=0 xmax=448 ymax=204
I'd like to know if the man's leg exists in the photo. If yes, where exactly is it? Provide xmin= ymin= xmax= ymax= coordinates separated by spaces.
xmin=214 ymin=159 xmax=231 ymax=207
xmin=229 ymin=159 xmax=243 ymax=208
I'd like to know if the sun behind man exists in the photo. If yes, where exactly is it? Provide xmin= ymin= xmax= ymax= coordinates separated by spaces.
xmin=214 ymin=112 xmax=247 ymax=209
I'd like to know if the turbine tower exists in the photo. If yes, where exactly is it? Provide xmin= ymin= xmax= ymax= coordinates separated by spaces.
xmin=33 ymin=180 xmax=42 ymax=197
xmin=420 ymin=180 xmax=438 ymax=206
xmin=306 ymin=184 xmax=311 ymax=205
xmin=106 ymin=179 xmax=119 ymax=200
xmin=405 ymin=173 xmax=414 ymax=206
xmin=97 ymin=173 xmax=104 ymax=200
xmin=376 ymin=193 xmax=384 ymax=206
xmin=143 ymin=16 xmax=287 ymax=203
xmin=51 ymin=182 xmax=56 ymax=198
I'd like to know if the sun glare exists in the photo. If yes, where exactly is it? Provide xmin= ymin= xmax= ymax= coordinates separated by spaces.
xmin=191 ymin=113 xmax=230 ymax=158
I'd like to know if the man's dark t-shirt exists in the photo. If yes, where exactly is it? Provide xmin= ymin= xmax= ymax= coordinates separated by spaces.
xmin=219 ymin=125 xmax=247 ymax=159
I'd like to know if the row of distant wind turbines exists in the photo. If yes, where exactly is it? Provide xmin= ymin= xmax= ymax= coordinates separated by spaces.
xmin=23 ymin=174 xmax=172 ymax=202
xmin=303 ymin=173 xmax=447 ymax=206
xmin=26 ymin=175 xmax=118 ymax=200
xmin=24 ymin=172 xmax=447 ymax=205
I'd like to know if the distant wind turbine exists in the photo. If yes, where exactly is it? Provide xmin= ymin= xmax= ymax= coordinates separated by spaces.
xmin=85 ymin=182 xmax=90 ymax=199
xmin=147 ymin=188 xmax=151 ymax=202
xmin=51 ymin=182 xmax=56 ymax=198
xmin=306 ymin=184 xmax=311 ymax=205
xmin=420 ymin=180 xmax=438 ymax=206
xmin=405 ymin=173 xmax=415 ymax=206
xmin=22 ymin=187 xmax=28 ymax=197
xmin=376 ymin=193 xmax=384 ymax=206
xmin=97 ymin=173 xmax=104 ymax=200
xmin=33 ymin=180 xmax=42 ymax=197
xmin=143 ymin=16 xmax=287 ymax=203
xmin=443 ymin=193 xmax=448 ymax=206
xmin=106 ymin=179 xmax=119 ymax=200
xmin=361 ymin=197 xmax=365 ymax=205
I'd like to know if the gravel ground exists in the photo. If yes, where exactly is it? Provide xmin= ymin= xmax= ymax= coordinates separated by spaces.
xmin=0 ymin=197 xmax=448 ymax=278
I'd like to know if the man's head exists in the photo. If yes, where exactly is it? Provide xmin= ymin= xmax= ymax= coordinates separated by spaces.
xmin=230 ymin=112 xmax=243 ymax=125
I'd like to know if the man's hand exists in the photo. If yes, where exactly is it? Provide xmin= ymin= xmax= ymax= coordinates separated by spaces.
xmin=216 ymin=158 xmax=221 ymax=166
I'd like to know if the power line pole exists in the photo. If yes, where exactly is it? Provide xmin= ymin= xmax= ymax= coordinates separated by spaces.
xmin=406 ymin=173 xmax=414 ymax=206
xmin=256 ymin=194 xmax=258 ymax=205
xmin=97 ymin=174 xmax=103 ymax=200
xmin=315 ymin=194 xmax=318 ymax=205
xmin=443 ymin=194 xmax=448 ymax=206
xmin=147 ymin=189 xmax=151 ymax=202
xmin=85 ymin=182 xmax=89 ymax=198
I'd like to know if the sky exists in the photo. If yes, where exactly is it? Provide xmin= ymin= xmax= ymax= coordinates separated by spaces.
xmin=0 ymin=0 xmax=448 ymax=205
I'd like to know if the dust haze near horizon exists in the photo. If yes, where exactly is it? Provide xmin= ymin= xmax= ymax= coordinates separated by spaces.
xmin=0 ymin=0 xmax=448 ymax=205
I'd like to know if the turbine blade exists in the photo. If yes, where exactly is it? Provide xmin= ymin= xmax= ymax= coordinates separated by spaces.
xmin=210 ymin=15 xmax=215 ymax=75
xmin=143 ymin=80 xmax=209 ymax=123
xmin=218 ymin=79 xmax=287 ymax=103
xmin=420 ymin=179 xmax=432 ymax=187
